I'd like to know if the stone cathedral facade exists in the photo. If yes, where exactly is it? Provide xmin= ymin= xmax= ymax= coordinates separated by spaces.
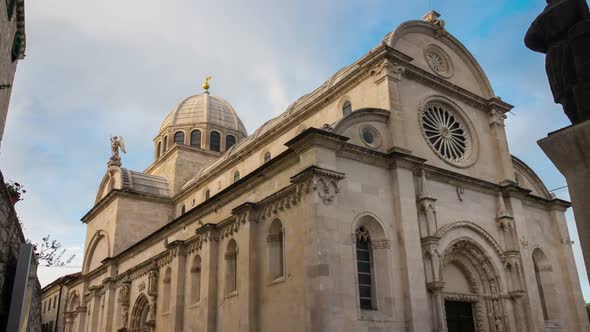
xmin=53 ymin=12 xmax=590 ymax=332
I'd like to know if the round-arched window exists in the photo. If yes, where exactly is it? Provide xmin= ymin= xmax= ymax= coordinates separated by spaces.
xmin=264 ymin=152 xmax=271 ymax=163
xmin=419 ymin=101 xmax=474 ymax=166
xmin=191 ymin=130 xmax=201 ymax=148
xmin=233 ymin=171 xmax=240 ymax=183
xmin=342 ymin=101 xmax=352 ymax=116
xmin=174 ymin=131 xmax=185 ymax=145
xmin=210 ymin=131 xmax=221 ymax=152
xmin=226 ymin=135 xmax=236 ymax=150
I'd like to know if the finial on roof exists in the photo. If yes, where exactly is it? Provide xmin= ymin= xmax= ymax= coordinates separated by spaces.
xmin=423 ymin=10 xmax=445 ymax=29
xmin=203 ymin=76 xmax=212 ymax=94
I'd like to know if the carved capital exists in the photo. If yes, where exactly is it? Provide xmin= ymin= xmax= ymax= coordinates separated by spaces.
xmin=290 ymin=166 xmax=346 ymax=205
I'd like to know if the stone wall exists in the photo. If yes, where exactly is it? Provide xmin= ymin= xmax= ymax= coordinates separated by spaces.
xmin=0 ymin=170 xmax=41 ymax=331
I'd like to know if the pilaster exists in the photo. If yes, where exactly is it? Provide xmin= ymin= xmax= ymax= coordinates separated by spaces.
xmin=196 ymin=224 xmax=218 ymax=332
xmin=166 ymin=241 xmax=187 ymax=332
xmin=232 ymin=203 xmax=258 ymax=332
xmin=488 ymin=98 xmax=516 ymax=185
xmin=390 ymin=161 xmax=432 ymax=332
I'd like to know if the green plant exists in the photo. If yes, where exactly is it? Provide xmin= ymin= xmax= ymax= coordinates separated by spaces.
xmin=5 ymin=180 xmax=26 ymax=204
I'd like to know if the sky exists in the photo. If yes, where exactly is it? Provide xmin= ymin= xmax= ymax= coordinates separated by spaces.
xmin=1 ymin=0 xmax=588 ymax=299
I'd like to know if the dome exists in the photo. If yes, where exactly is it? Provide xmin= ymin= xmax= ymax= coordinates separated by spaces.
xmin=159 ymin=93 xmax=247 ymax=136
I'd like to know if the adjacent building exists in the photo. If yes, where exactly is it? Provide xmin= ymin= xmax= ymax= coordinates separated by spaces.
xmin=41 ymin=273 xmax=80 ymax=332
xmin=46 ymin=12 xmax=589 ymax=332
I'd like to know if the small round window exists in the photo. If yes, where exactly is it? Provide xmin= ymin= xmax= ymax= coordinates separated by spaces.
xmin=419 ymin=100 xmax=476 ymax=166
xmin=359 ymin=126 xmax=381 ymax=149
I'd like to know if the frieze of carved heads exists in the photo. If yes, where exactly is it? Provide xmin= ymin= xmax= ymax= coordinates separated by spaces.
xmin=370 ymin=240 xmax=391 ymax=250
xmin=290 ymin=166 xmax=346 ymax=206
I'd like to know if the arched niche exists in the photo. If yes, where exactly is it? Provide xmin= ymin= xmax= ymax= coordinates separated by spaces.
xmin=82 ymin=230 xmax=111 ymax=274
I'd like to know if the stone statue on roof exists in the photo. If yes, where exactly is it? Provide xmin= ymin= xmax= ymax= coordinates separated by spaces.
xmin=525 ymin=0 xmax=590 ymax=124
xmin=109 ymin=135 xmax=126 ymax=167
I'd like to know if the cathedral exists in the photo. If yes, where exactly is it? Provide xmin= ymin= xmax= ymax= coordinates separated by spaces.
xmin=50 ymin=11 xmax=589 ymax=332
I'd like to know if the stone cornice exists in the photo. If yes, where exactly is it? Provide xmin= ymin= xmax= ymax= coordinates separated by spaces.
xmin=81 ymin=189 xmax=172 ymax=223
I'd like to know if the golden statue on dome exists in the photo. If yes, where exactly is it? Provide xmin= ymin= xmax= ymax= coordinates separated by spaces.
xmin=203 ymin=76 xmax=212 ymax=93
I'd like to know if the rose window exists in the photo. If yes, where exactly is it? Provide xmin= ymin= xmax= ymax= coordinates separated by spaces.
xmin=420 ymin=102 xmax=470 ymax=164
xmin=424 ymin=45 xmax=453 ymax=78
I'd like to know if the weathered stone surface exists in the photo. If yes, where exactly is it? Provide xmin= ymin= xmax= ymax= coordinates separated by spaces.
xmin=525 ymin=0 xmax=590 ymax=124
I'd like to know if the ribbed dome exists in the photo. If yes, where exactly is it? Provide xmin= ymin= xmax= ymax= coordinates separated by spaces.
xmin=159 ymin=93 xmax=247 ymax=136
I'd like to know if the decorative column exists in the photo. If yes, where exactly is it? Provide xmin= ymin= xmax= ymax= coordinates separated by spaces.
xmin=118 ymin=277 xmax=131 ymax=332
xmin=488 ymin=99 xmax=516 ymax=184
xmin=427 ymin=282 xmax=447 ymax=332
xmin=147 ymin=262 xmax=159 ymax=332
xmin=417 ymin=170 xmax=438 ymax=238
xmin=102 ymin=262 xmax=119 ymax=332
xmin=496 ymin=192 xmax=516 ymax=251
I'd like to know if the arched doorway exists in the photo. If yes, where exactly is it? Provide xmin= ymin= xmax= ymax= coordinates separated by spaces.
xmin=439 ymin=239 xmax=506 ymax=332
xmin=130 ymin=294 xmax=151 ymax=332
xmin=65 ymin=292 xmax=80 ymax=332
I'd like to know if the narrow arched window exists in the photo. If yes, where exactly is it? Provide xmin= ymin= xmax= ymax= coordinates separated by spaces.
xmin=226 ymin=135 xmax=236 ymax=150
xmin=233 ymin=171 xmax=240 ymax=183
xmin=174 ymin=131 xmax=185 ymax=145
xmin=181 ymin=205 xmax=186 ymax=215
xmin=532 ymin=248 xmax=557 ymax=321
xmin=225 ymin=240 xmax=238 ymax=295
xmin=268 ymin=219 xmax=284 ymax=281
xmin=355 ymin=226 xmax=374 ymax=310
xmin=11 ymin=32 xmax=22 ymax=63
xmin=205 ymin=189 xmax=210 ymax=200
xmin=157 ymin=141 xmax=162 ymax=158
xmin=162 ymin=267 xmax=172 ymax=313
xmin=210 ymin=131 xmax=220 ymax=152
xmin=191 ymin=256 xmax=201 ymax=303
xmin=190 ymin=130 xmax=201 ymax=148
xmin=342 ymin=101 xmax=352 ymax=116
xmin=264 ymin=152 xmax=271 ymax=163
xmin=163 ymin=136 xmax=168 ymax=152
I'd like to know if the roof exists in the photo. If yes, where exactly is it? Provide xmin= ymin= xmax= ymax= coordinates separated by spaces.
xmin=159 ymin=93 xmax=247 ymax=137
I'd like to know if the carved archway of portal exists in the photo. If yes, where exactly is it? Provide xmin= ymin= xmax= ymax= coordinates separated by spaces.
xmin=438 ymin=238 xmax=507 ymax=332
xmin=130 ymin=293 xmax=153 ymax=332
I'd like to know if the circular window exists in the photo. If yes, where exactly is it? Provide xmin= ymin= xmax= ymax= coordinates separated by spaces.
xmin=419 ymin=101 xmax=475 ymax=166
xmin=424 ymin=45 xmax=453 ymax=78
xmin=359 ymin=126 xmax=381 ymax=149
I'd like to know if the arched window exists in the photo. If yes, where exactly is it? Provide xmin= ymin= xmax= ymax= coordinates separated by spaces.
xmin=11 ymin=32 xmax=23 ymax=63
xmin=225 ymin=240 xmax=238 ymax=295
xmin=233 ymin=171 xmax=240 ymax=183
xmin=268 ymin=219 xmax=284 ymax=281
xmin=264 ymin=152 xmax=271 ymax=163
xmin=355 ymin=226 xmax=374 ymax=310
xmin=210 ymin=131 xmax=221 ymax=152
xmin=174 ymin=131 xmax=185 ymax=145
xmin=191 ymin=256 xmax=201 ymax=303
xmin=163 ymin=136 xmax=168 ymax=152
xmin=190 ymin=130 xmax=201 ymax=148
xmin=226 ymin=135 xmax=236 ymax=150
xmin=205 ymin=189 xmax=210 ymax=200
xmin=342 ymin=101 xmax=352 ymax=116
xmin=162 ymin=267 xmax=172 ymax=313
xmin=157 ymin=141 xmax=162 ymax=158
xmin=181 ymin=205 xmax=186 ymax=215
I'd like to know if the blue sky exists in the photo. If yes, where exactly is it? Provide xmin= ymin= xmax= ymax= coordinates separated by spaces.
xmin=2 ymin=0 xmax=588 ymax=299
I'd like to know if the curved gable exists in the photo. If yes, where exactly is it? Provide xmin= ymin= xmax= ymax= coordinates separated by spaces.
xmin=384 ymin=20 xmax=494 ymax=99
xmin=512 ymin=156 xmax=552 ymax=199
